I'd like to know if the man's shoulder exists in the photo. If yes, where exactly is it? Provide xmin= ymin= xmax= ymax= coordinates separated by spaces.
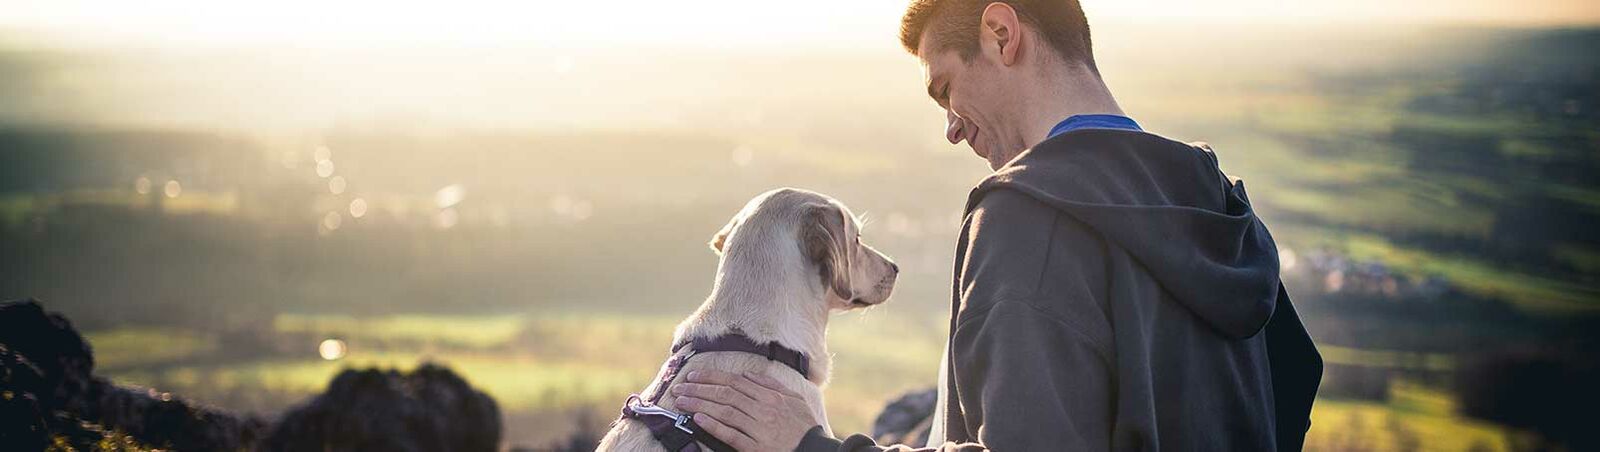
xmin=959 ymin=188 xmax=1111 ymax=317
xmin=965 ymin=188 xmax=1099 ymax=247
xmin=964 ymin=188 xmax=1060 ymax=253
xmin=969 ymin=187 xmax=1049 ymax=222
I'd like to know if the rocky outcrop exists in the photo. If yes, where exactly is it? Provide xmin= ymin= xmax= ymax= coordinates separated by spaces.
xmin=0 ymin=342 xmax=52 ymax=450
xmin=1 ymin=299 xmax=268 ymax=450
xmin=260 ymin=364 xmax=502 ymax=452
xmin=0 ymin=299 xmax=95 ymax=417
xmin=870 ymin=388 xmax=937 ymax=447
xmin=0 ymin=299 xmax=502 ymax=451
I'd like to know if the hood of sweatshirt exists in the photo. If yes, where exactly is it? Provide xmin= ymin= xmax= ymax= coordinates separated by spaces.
xmin=969 ymin=129 xmax=1283 ymax=339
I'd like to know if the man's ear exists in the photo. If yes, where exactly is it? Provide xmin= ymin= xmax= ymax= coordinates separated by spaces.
xmin=709 ymin=214 xmax=741 ymax=256
xmin=801 ymin=202 xmax=853 ymax=299
xmin=980 ymin=2 xmax=1022 ymax=66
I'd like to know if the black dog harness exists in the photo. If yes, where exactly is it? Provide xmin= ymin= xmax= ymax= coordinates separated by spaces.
xmin=618 ymin=334 xmax=811 ymax=452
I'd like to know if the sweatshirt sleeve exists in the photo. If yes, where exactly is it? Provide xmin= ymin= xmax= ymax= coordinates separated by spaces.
xmin=797 ymin=190 xmax=1114 ymax=451
xmin=947 ymin=299 xmax=1114 ymax=449
xmin=795 ymin=427 xmax=987 ymax=452
xmin=796 ymin=300 xmax=1113 ymax=452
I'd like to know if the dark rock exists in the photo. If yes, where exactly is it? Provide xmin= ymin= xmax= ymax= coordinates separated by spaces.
xmin=1 ymin=299 xmax=268 ymax=450
xmin=1 ymin=299 xmax=504 ymax=451
xmin=82 ymin=377 xmax=268 ymax=450
xmin=0 ymin=343 xmax=51 ymax=450
xmin=259 ymin=363 xmax=502 ymax=452
xmin=871 ymin=388 xmax=937 ymax=447
xmin=0 ymin=299 xmax=96 ymax=413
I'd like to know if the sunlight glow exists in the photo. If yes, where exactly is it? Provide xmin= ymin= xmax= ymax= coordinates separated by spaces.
xmin=1084 ymin=0 xmax=1599 ymax=26
xmin=3 ymin=0 xmax=906 ymax=49
xmin=5 ymin=0 xmax=1594 ymax=51
xmin=435 ymin=185 xmax=466 ymax=209
xmin=349 ymin=198 xmax=369 ymax=219
xmin=318 ymin=338 xmax=347 ymax=361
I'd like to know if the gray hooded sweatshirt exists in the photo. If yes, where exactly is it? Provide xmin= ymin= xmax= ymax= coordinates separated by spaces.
xmin=799 ymin=129 xmax=1323 ymax=451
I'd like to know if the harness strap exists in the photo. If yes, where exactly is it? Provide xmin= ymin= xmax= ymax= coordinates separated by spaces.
xmin=672 ymin=334 xmax=811 ymax=379
xmin=618 ymin=333 xmax=812 ymax=452
xmin=622 ymin=395 xmax=737 ymax=452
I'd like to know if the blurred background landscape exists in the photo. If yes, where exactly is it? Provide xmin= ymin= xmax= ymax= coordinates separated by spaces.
xmin=1 ymin=0 xmax=1597 ymax=450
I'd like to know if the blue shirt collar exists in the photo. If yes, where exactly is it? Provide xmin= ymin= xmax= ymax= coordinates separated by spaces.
xmin=1046 ymin=114 xmax=1142 ymax=140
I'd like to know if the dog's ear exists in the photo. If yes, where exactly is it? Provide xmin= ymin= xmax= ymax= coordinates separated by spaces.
xmin=709 ymin=214 xmax=740 ymax=256
xmin=802 ymin=202 xmax=853 ymax=299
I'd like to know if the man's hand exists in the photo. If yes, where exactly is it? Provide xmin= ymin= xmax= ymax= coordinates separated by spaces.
xmin=672 ymin=370 xmax=820 ymax=451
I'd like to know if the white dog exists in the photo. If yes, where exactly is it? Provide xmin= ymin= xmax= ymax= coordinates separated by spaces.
xmin=597 ymin=188 xmax=899 ymax=451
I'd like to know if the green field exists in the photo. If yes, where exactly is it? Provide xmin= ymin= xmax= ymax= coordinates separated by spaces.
xmin=87 ymin=310 xmax=944 ymax=444
xmin=87 ymin=312 xmax=1525 ymax=450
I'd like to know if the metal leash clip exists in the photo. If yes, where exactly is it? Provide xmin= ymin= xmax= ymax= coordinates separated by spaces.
xmin=672 ymin=412 xmax=695 ymax=434
xmin=625 ymin=395 xmax=697 ymax=434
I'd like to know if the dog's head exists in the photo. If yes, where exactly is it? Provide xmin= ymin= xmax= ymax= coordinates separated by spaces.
xmin=710 ymin=188 xmax=898 ymax=310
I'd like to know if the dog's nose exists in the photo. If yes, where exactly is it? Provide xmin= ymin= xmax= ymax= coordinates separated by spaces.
xmin=889 ymin=262 xmax=900 ymax=273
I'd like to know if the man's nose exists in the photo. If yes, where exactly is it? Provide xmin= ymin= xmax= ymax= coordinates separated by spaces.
xmin=945 ymin=109 xmax=964 ymax=145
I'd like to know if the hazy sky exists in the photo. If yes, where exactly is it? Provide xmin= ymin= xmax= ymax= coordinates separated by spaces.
xmin=3 ymin=0 xmax=1597 ymax=49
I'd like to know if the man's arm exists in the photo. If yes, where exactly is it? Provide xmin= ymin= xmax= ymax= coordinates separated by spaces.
xmin=775 ymin=295 xmax=1113 ymax=451
xmin=675 ymin=371 xmax=988 ymax=452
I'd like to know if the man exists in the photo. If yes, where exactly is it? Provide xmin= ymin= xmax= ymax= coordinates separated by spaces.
xmin=671 ymin=1 xmax=1323 ymax=450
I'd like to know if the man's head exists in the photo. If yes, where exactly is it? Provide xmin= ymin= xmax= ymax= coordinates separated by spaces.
xmin=901 ymin=0 xmax=1101 ymax=170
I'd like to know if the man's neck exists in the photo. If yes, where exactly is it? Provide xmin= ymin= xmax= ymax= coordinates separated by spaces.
xmin=1020 ymin=67 xmax=1125 ymax=148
